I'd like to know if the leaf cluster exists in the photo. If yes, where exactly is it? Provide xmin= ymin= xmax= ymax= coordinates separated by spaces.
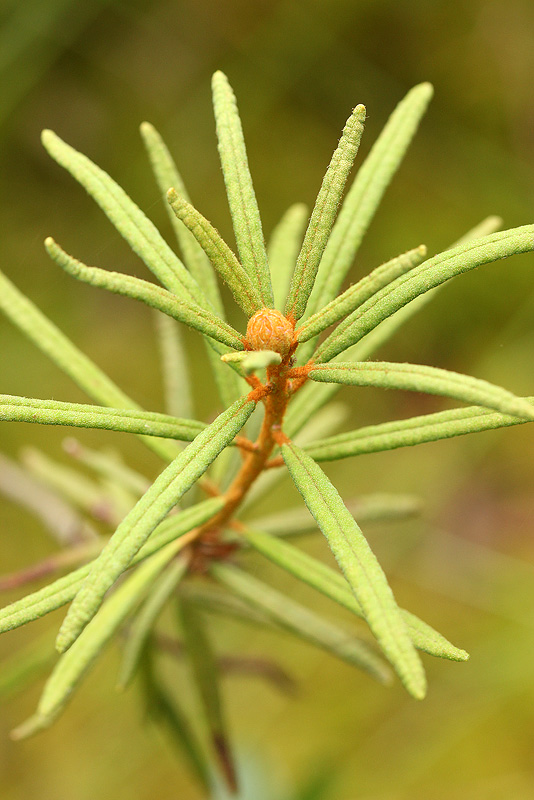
xmin=1 ymin=70 xmax=533 ymax=794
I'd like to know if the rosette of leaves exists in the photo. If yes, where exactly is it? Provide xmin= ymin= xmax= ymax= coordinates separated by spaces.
xmin=1 ymin=70 xmax=534 ymax=794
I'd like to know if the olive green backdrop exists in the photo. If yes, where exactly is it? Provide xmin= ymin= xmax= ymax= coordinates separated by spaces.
xmin=1 ymin=1 xmax=534 ymax=798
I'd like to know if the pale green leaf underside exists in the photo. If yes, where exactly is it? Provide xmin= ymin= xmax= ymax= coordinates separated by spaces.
xmin=140 ymin=121 xmax=224 ymax=315
xmin=212 ymin=70 xmax=273 ymax=307
xmin=0 ymin=498 xmax=224 ymax=634
xmin=13 ymin=539 xmax=186 ymax=739
xmin=46 ymin=237 xmax=244 ymax=351
xmin=315 ymin=225 xmax=534 ymax=362
xmin=167 ymin=189 xmax=263 ymax=317
xmin=304 ymin=398 xmax=534 ymax=461
xmin=56 ymin=397 xmax=254 ymax=652
xmin=281 ymin=441 xmax=426 ymax=699
xmin=285 ymin=104 xmax=367 ymax=322
xmin=41 ymin=129 xmax=206 ymax=305
xmin=309 ymin=362 xmax=534 ymax=421
xmin=153 ymin=314 xmax=193 ymax=419
xmin=241 ymin=526 xmax=468 ymax=661
xmin=0 ymin=394 xmax=206 ymax=441
xmin=211 ymin=562 xmax=392 ymax=684
xmin=304 ymin=82 xmax=434 ymax=321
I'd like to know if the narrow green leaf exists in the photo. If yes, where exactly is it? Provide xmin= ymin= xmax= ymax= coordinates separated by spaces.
xmin=310 ymin=361 xmax=534 ymax=420
xmin=167 ymin=189 xmax=263 ymax=317
xmin=12 ymin=539 xmax=186 ymax=739
xmin=46 ymin=237 xmax=244 ymax=351
xmin=304 ymin=397 xmax=534 ymax=461
xmin=63 ymin=438 xmax=150 ymax=498
xmin=0 ymin=631 xmax=55 ymax=703
xmin=281 ymin=442 xmax=426 ymax=699
xmin=212 ymin=70 xmax=273 ymax=307
xmin=41 ymin=129 xmax=206 ymax=304
xmin=153 ymin=313 xmax=193 ymax=419
xmin=284 ymin=217 xmax=505 ymax=439
xmin=138 ymin=643 xmax=212 ymax=791
xmin=179 ymin=597 xmax=237 ymax=793
xmin=241 ymin=526 xmax=468 ymax=662
xmin=315 ymin=225 xmax=534 ymax=362
xmin=268 ymin=203 xmax=309 ymax=311
xmin=0 ymin=497 xmax=224 ymax=634
xmin=211 ymin=562 xmax=392 ymax=684
xmin=118 ymin=556 xmax=188 ymax=689
xmin=309 ymin=361 xmax=534 ymax=421
xmin=140 ymin=121 xmax=223 ymax=314
xmin=221 ymin=349 xmax=282 ymax=373
xmin=247 ymin=493 xmax=422 ymax=535
xmin=285 ymin=104 xmax=367 ymax=322
xmin=0 ymin=394 xmax=206 ymax=441
xmin=296 ymin=245 xmax=426 ymax=344
xmin=56 ymin=397 xmax=254 ymax=651
xmin=304 ymin=83 xmax=434 ymax=320
xmin=0 ymin=268 xmax=179 ymax=462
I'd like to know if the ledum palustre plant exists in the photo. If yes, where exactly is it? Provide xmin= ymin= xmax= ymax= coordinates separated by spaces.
xmin=1 ymin=70 xmax=534 ymax=794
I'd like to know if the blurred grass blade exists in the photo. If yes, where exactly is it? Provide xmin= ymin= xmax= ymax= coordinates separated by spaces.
xmin=305 ymin=83 xmax=434 ymax=319
xmin=0 ymin=630 xmax=55 ymax=703
xmin=241 ymin=526 xmax=468 ymax=662
xmin=285 ymin=104 xmax=366 ymax=322
xmin=179 ymin=598 xmax=238 ymax=793
xmin=281 ymin=442 xmax=426 ymax=698
xmin=247 ymin=492 xmax=422 ymax=536
xmin=0 ymin=268 xmax=179 ymax=462
xmin=12 ymin=539 xmax=187 ymax=740
xmin=118 ymin=556 xmax=188 ymax=690
xmin=0 ymin=394 xmax=206 ymax=441
xmin=268 ymin=203 xmax=309 ymax=311
xmin=297 ymin=245 xmax=426 ymax=344
xmin=46 ymin=237 xmax=244 ymax=351
xmin=0 ymin=498 xmax=224 ymax=634
xmin=63 ymin=438 xmax=150 ymax=498
xmin=42 ymin=129 xmax=206 ymax=304
xmin=211 ymin=563 xmax=392 ymax=683
xmin=167 ymin=190 xmax=263 ymax=317
xmin=138 ymin=644 xmax=211 ymax=791
xmin=56 ymin=397 xmax=255 ymax=652
xmin=309 ymin=362 xmax=534 ymax=421
xmin=212 ymin=71 xmax=273 ymax=307
xmin=315 ymin=224 xmax=534 ymax=362
xmin=140 ymin=121 xmax=223 ymax=314
xmin=304 ymin=397 xmax=534 ymax=461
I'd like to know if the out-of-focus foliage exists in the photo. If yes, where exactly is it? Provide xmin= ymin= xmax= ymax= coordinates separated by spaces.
xmin=2 ymin=1 xmax=534 ymax=799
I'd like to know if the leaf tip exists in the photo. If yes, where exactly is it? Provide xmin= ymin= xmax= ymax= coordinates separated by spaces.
xmin=10 ymin=713 xmax=48 ymax=741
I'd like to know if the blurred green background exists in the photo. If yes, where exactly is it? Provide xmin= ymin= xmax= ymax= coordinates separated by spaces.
xmin=2 ymin=0 xmax=534 ymax=798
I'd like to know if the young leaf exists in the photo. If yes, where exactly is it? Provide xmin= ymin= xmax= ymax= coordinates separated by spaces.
xmin=212 ymin=70 xmax=274 ymax=307
xmin=140 ymin=121 xmax=223 ymax=314
xmin=315 ymin=224 xmax=534 ymax=362
xmin=0 ymin=497 xmax=224 ymax=634
xmin=267 ymin=203 xmax=309 ymax=311
xmin=46 ymin=237 xmax=245 ymax=351
xmin=0 ymin=268 xmax=179 ymax=463
xmin=285 ymin=104 xmax=367 ymax=322
xmin=281 ymin=442 xmax=426 ymax=699
xmin=56 ymin=397 xmax=255 ymax=652
xmin=179 ymin=597 xmax=237 ymax=793
xmin=309 ymin=362 xmax=534 ymax=421
xmin=304 ymin=398 xmax=534 ymax=461
xmin=41 ymin=129 xmax=205 ymax=304
xmin=211 ymin=563 xmax=392 ymax=684
xmin=12 ymin=539 xmax=187 ymax=739
xmin=221 ymin=349 xmax=282 ymax=374
xmin=167 ymin=189 xmax=263 ymax=317
xmin=0 ymin=394 xmax=206 ymax=442
xmin=296 ymin=245 xmax=426 ymax=344
xmin=118 ymin=556 xmax=188 ymax=689
xmin=304 ymin=82 xmax=434 ymax=319
xmin=241 ymin=526 xmax=468 ymax=662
